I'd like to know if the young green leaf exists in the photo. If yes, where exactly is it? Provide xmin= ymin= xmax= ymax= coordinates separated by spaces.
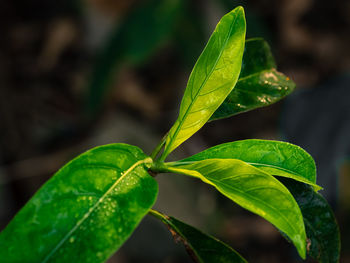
xmin=161 ymin=159 xmax=307 ymax=259
xmin=279 ymin=178 xmax=340 ymax=263
xmin=211 ymin=38 xmax=295 ymax=120
xmin=0 ymin=144 xmax=158 ymax=263
xmin=86 ymin=0 xmax=182 ymax=116
xmin=179 ymin=139 xmax=320 ymax=190
xmin=149 ymin=209 xmax=247 ymax=263
xmin=160 ymin=6 xmax=246 ymax=160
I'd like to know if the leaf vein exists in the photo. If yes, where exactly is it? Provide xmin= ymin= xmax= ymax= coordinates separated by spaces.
xmin=41 ymin=158 xmax=151 ymax=262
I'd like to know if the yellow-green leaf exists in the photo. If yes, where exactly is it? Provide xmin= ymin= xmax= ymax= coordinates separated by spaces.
xmin=160 ymin=7 xmax=246 ymax=160
xmin=179 ymin=139 xmax=321 ymax=191
xmin=163 ymin=159 xmax=307 ymax=258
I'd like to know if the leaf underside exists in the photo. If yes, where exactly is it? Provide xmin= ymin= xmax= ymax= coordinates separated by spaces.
xmin=166 ymin=158 xmax=306 ymax=258
xmin=211 ymin=38 xmax=295 ymax=120
xmin=161 ymin=6 xmax=246 ymax=159
xmin=0 ymin=144 xmax=158 ymax=263
xmin=150 ymin=210 xmax=247 ymax=263
xmin=279 ymin=178 xmax=340 ymax=263
xmin=179 ymin=139 xmax=320 ymax=190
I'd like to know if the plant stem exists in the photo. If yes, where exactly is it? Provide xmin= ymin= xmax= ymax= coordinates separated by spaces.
xmin=148 ymin=209 xmax=166 ymax=221
xmin=158 ymin=150 xmax=167 ymax=162
xmin=150 ymin=134 xmax=167 ymax=160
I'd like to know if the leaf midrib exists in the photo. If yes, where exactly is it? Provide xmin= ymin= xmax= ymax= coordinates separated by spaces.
xmin=42 ymin=157 xmax=151 ymax=262
xmin=236 ymin=69 xmax=274 ymax=83
xmin=247 ymin=162 xmax=302 ymax=177
xmin=151 ymin=212 xmax=204 ymax=263
xmin=207 ymin=176 xmax=301 ymax=242
xmin=177 ymin=160 xmax=313 ymax=183
xmin=149 ymin=210 xmax=246 ymax=263
xmin=168 ymin=163 xmax=302 ymax=249
xmin=164 ymin=12 xmax=239 ymax=157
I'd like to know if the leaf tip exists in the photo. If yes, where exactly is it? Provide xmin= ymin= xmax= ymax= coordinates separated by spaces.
xmin=235 ymin=5 xmax=245 ymax=14
xmin=232 ymin=6 xmax=246 ymax=24
xmin=295 ymin=233 xmax=307 ymax=260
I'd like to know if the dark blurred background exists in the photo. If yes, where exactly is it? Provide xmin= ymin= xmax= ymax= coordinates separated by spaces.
xmin=0 ymin=0 xmax=349 ymax=262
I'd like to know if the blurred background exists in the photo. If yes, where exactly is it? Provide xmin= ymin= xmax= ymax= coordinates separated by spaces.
xmin=0 ymin=0 xmax=349 ymax=262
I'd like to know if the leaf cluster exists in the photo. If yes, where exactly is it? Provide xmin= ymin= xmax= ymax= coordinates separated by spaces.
xmin=0 ymin=6 xmax=340 ymax=263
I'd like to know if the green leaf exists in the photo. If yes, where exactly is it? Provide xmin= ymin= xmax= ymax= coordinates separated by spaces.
xmin=160 ymin=7 xmax=246 ymax=160
xmin=162 ymin=159 xmax=307 ymax=258
xmin=239 ymin=38 xmax=276 ymax=78
xmin=86 ymin=0 xmax=182 ymax=116
xmin=0 ymin=144 xmax=158 ymax=263
xmin=149 ymin=210 xmax=247 ymax=263
xmin=211 ymin=38 xmax=295 ymax=120
xmin=179 ymin=139 xmax=320 ymax=190
xmin=279 ymin=178 xmax=340 ymax=263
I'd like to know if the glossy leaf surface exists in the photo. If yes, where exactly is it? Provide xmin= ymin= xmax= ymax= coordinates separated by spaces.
xmin=150 ymin=210 xmax=247 ymax=263
xmin=239 ymin=38 xmax=276 ymax=77
xmin=0 ymin=144 xmax=158 ymax=263
xmin=164 ymin=159 xmax=306 ymax=258
xmin=280 ymin=178 xmax=340 ymax=263
xmin=86 ymin=0 xmax=182 ymax=116
xmin=180 ymin=139 xmax=320 ymax=190
xmin=211 ymin=38 xmax=295 ymax=120
xmin=161 ymin=7 xmax=246 ymax=160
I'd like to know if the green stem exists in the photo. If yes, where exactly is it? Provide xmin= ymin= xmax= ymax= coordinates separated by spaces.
xmin=150 ymin=161 xmax=182 ymax=175
xmin=158 ymin=149 xmax=167 ymax=162
xmin=150 ymin=134 xmax=167 ymax=160
xmin=148 ymin=209 xmax=167 ymax=222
